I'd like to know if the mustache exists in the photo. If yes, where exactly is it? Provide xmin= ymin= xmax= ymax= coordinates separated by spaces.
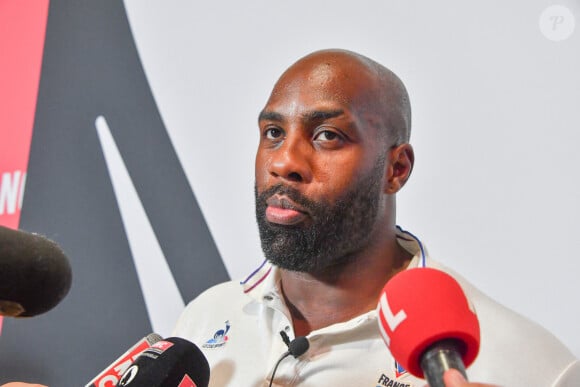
xmin=256 ymin=184 xmax=320 ymax=214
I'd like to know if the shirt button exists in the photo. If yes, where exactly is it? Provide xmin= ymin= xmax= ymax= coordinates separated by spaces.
xmin=264 ymin=295 xmax=274 ymax=301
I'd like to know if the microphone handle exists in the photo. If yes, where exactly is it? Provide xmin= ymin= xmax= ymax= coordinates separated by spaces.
xmin=420 ymin=339 xmax=467 ymax=387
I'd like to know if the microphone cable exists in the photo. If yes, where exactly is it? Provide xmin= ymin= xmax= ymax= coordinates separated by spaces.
xmin=268 ymin=334 xmax=309 ymax=387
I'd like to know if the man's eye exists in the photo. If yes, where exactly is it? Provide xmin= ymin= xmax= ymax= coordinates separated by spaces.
xmin=314 ymin=130 xmax=339 ymax=141
xmin=265 ymin=128 xmax=283 ymax=140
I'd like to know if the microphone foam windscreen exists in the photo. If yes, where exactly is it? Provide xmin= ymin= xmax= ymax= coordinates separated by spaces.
xmin=0 ymin=225 xmax=72 ymax=317
xmin=117 ymin=337 xmax=210 ymax=387
xmin=288 ymin=336 xmax=309 ymax=358
xmin=377 ymin=268 xmax=480 ymax=377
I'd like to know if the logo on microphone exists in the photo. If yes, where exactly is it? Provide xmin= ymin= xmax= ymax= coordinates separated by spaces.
xmin=377 ymin=292 xmax=407 ymax=346
xmin=150 ymin=340 xmax=175 ymax=353
xmin=117 ymin=365 xmax=139 ymax=386
xmin=202 ymin=320 xmax=231 ymax=349
xmin=177 ymin=374 xmax=197 ymax=387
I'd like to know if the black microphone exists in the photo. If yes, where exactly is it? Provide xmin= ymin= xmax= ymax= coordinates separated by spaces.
xmin=279 ymin=330 xmax=291 ymax=347
xmin=86 ymin=333 xmax=163 ymax=387
xmin=116 ymin=337 xmax=210 ymax=387
xmin=288 ymin=336 xmax=309 ymax=358
xmin=268 ymin=335 xmax=309 ymax=387
xmin=0 ymin=225 xmax=72 ymax=317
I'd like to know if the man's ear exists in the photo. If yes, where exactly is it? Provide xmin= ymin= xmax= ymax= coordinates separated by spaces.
xmin=385 ymin=143 xmax=414 ymax=194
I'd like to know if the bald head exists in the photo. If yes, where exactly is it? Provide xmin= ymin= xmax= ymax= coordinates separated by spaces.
xmin=267 ymin=49 xmax=412 ymax=147
xmin=255 ymin=49 xmax=416 ymax=272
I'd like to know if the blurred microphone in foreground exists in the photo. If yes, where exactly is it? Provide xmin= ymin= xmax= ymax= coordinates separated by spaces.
xmin=116 ymin=337 xmax=210 ymax=387
xmin=377 ymin=268 xmax=480 ymax=387
xmin=86 ymin=333 xmax=163 ymax=387
xmin=0 ymin=225 xmax=72 ymax=317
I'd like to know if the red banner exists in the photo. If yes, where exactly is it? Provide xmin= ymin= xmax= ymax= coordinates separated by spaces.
xmin=0 ymin=0 xmax=50 ymax=332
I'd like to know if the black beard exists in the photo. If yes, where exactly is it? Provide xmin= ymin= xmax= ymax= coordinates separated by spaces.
xmin=255 ymin=158 xmax=385 ymax=273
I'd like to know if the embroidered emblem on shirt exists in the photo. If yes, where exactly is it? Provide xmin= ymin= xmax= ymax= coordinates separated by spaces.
xmin=395 ymin=360 xmax=407 ymax=378
xmin=202 ymin=320 xmax=230 ymax=348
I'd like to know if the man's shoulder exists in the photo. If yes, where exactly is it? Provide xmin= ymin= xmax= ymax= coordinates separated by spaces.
xmin=434 ymin=261 xmax=570 ymax=349
xmin=186 ymin=279 xmax=244 ymax=308
xmin=429 ymin=260 xmax=578 ymax=384
xmin=471 ymin=290 xmax=578 ymax=385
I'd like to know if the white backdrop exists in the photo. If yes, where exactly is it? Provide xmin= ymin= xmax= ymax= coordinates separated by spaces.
xmin=123 ymin=0 xmax=580 ymax=357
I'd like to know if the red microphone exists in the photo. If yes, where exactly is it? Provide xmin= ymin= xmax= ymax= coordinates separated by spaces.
xmin=377 ymin=268 xmax=480 ymax=387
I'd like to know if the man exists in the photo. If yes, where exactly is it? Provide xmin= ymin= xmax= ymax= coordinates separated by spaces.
xmin=173 ymin=49 xmax=580 ymax=386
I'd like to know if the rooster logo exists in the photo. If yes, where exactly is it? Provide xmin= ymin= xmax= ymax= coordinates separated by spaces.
xmin=202 ymin=320 xmax=231 ymax=348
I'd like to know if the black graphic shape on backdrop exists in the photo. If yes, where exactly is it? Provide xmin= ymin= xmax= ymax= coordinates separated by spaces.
xmin=0 ymin=0 xmax=229 ymax=384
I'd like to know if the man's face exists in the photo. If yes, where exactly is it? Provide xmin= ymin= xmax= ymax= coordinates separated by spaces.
xmin=254 ymin=56 xmax=389 ymax=273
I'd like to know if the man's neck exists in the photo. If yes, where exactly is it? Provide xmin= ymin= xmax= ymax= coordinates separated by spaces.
xmin=279 ymin=235 xmax=413 ymax=337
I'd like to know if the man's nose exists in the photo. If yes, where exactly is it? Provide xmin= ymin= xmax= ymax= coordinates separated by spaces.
xmin=268 ymin=137 xmax=312 ymax=183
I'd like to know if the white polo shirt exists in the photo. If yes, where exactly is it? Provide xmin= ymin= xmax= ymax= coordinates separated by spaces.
xmin=173 ymin=228 xmax=580 ymax=386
